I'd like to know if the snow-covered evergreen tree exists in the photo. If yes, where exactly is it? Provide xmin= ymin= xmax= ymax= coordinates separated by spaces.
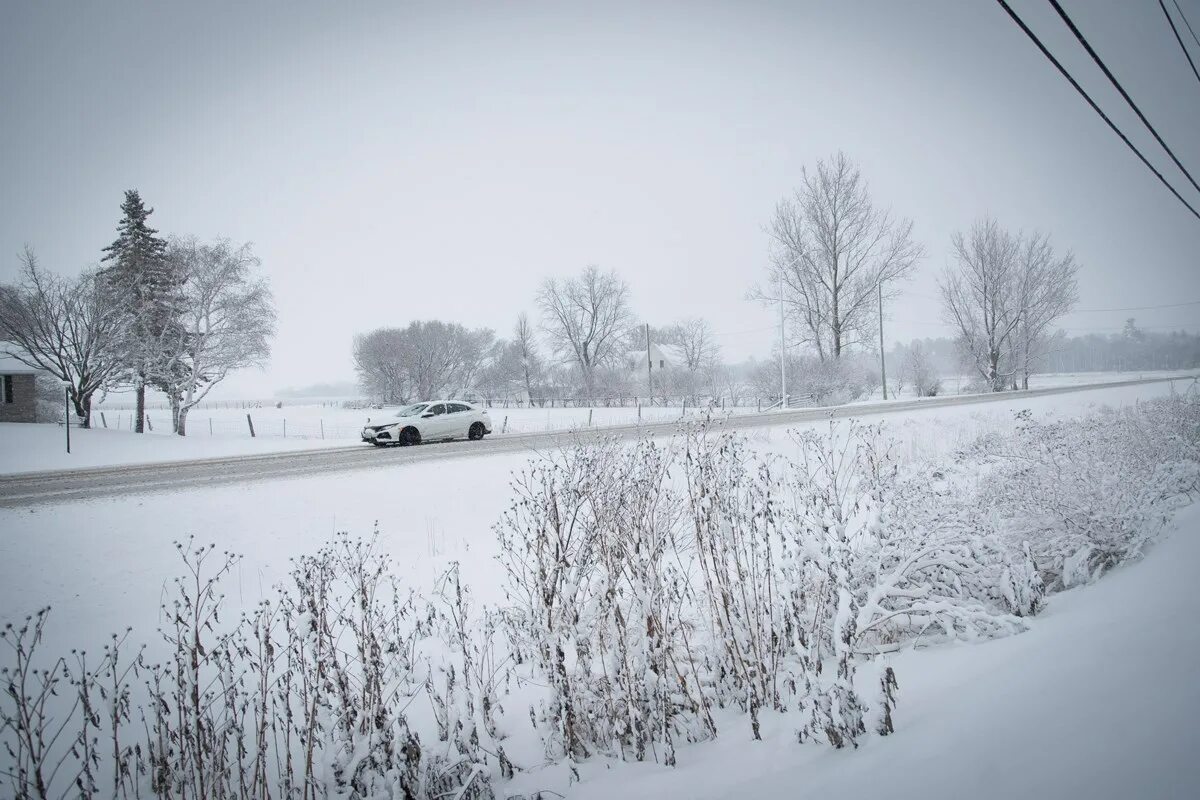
xmin=98 ymin=189 xmax=179 ymax=432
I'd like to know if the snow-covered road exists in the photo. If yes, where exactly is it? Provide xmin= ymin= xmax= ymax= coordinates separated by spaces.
xmin=0 ymin=375 xmax=1193 ymax=506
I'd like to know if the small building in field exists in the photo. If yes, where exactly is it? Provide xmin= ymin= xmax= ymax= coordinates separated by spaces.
xmin=626 ymin=343 xmax=686 ymax=374
xmin=0 ymin=357 xmax=39 ymax=423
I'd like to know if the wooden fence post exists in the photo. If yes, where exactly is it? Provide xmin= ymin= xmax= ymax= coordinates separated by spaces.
xmin=283 ymin=419 xmax=287 ymax=438
xmin=146 ymin=415 xmax=153 ymax=432
xmin=100 ymin=412 xmax=108 ymax=428
xmin=246 ymin=414 xmax=256 ymax=437
xmin=502 ymin=416 xmax=508 ymax=434
xmin=320 ymin=419 xmax=325 ymax=439
xmin=209 ymin=418 xmax=213 ymax=435
xmin=588 ymin=408 xmax=593 ymax=427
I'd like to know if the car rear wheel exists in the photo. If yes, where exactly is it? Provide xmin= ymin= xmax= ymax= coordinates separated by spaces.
xmin=468 ymin=422 xmax=486 ymax=441
xmin=400 ymin=426 xmax=421 ymax=446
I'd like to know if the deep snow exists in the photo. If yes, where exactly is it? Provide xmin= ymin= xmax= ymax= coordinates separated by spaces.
xmin=564 ymin=500 xmax=1200 ymax=800
xmin=1 ymin=378 xmax=1197 ymax=798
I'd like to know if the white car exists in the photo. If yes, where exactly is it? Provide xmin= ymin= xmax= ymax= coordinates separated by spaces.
xmin=361 ymin=401 xmax=493 ymax=446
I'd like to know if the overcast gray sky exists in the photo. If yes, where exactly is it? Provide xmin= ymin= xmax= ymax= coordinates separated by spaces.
xmin=2 ymin=0 xmax=1198 ymax=396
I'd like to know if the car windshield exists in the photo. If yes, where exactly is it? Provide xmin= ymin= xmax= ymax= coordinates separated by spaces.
xmin=394 ymin=404 xmax=428 ymax=418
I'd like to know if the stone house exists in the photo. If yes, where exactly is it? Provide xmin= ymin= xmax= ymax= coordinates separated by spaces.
xmin=0 ymin=357 xmax=38 ymax=423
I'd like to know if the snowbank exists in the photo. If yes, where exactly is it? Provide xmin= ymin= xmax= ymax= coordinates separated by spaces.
xmin=569 ymin=501 xmax=1200 ymax=799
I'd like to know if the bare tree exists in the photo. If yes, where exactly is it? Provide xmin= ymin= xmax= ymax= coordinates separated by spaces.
xmin=513 ymin=312 xmax=543 ymax=401
xmin=1011 ymin=232 xmax=1079 ymax=389
xmin=660 ymin=318 xmax=721 ymax=402
xmin=153 ymin=238 xmax=275 ymax=435
xmin=755 ymin=152 xmax=923 ymax=362
xmin=902 ymin=341 xmax=941 ymax=397
xmin=352 ymin=320 xmax=493 ymax=403
xmin=353 ymin=328 xmax=410 ymax=403
xmin=537 ymin=265 xmax=633 ymax=398
xmin=0 ymin=248 xmax=127 ymax=426
xmin=940 ymin=218 xmax=1077 ymax=392
xmin=940 ymin=218 xmax=1020 ymax=392
xmin=671 ymin=318 xmax=720 ymax=374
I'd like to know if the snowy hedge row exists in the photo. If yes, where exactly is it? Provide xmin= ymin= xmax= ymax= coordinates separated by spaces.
xmin=2 ymin=389 xmax=1197 ymax=799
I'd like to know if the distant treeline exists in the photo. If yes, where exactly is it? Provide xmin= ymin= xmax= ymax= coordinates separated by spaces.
xmin=889 ymin=320 xmax=1200 ymax=377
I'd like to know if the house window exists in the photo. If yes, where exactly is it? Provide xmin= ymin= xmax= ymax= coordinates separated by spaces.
xmin=659 ymin=360 xmax=665 ymax=369
xmin=2 ymin=375 xmax=12 ymax=404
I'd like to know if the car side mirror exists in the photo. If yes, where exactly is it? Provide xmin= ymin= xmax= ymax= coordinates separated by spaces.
xmin=422 ymin=412 xmax=435 ymax=418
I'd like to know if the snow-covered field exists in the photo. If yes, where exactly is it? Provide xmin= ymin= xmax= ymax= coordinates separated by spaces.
xmin=1 ymin=378 xmax=1196 ymax=798
xmin=0 ymin=380 xmax=1187 ymax=652
xmin=4 ymin=371 xmax=1194 ymax=475
xmin=92 ymin=397 xmax=760 ymax=440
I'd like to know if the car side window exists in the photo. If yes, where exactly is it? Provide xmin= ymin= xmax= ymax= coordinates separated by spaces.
xmin=450 ymin=403 xmax=470 ymax=413
xmin=429 ymin=404 xmax=446 ymax=416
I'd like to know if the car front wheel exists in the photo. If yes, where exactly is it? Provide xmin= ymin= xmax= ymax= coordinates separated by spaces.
xmin=468 ymin=422 xmax=486 ymax=441
xmin=400 ymin=427 xmax=421 ymax=446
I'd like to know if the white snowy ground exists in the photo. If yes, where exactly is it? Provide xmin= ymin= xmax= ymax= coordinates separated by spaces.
xmin=101 ymin=398 xmax=763 ymax=440
xmin=4 ymin=371 xmax=1195 ymax=475
xmin=564 ymin=500 xmax=1200 ymax=800
xmin=1 ymin=378 xmax=1196 ymax=797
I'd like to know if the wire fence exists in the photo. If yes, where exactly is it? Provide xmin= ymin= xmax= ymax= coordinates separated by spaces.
xmin=87 ymin=391 xmax=838 ymax=442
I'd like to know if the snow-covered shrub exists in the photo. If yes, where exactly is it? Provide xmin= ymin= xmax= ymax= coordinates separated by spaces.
xmin=955 ymin=388 xmax=1200 ymax=591
xmin=679 ymin=427 xmax=789 ymax=739
xmin=496 ymin=436 xmax=709 ymax=771
xmin=3 ymin=387 xmax=1196 ymax=797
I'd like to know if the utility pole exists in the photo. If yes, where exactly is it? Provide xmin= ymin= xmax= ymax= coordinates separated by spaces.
xmin=778 ymin=271 xmax=787 ymax=409
xmin=878 ymin=282 xmax=887 ymax=400
xmin=64 ymin=385 xmax=71 ymax=454
xmin=645 ymin=323 xmax=653 ymax=400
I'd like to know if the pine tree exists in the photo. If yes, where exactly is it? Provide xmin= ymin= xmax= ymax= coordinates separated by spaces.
xmin=99 ymin=190 xmax=178 ymax=432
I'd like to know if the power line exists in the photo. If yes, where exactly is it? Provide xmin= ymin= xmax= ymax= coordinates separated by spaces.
xmin=904 ymin=292 xmax=1200 ymax=313
xmin=1161 ymin=0 xmax=1200 ymax=85
xmin=709 ymin=324 xmax=777 ymax=338
xmin=1057 ymin=322 xmax=1200 ymax=332
xmin=992 ymin=0 xmax=1200 ymax=223
xmin=1048 ymin=0 xmax=1200 ymax=195
xmin=1172 ymin=0 xmax=1200 ymax=51
xmin=1071 ymin=299 xmax=1200 ymax=312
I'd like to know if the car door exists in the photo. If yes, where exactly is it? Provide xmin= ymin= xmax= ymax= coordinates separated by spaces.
xmin=422 ymin=403 xmax=450 ymax=438
xmin=447 ymin=403 xmax=473 ymax=438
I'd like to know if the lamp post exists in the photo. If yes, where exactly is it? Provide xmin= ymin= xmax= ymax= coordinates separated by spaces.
xmin=778 ymin=270 xmax=787 ymax=409
xmin=62 ymin=382 xmax=71 ymax=454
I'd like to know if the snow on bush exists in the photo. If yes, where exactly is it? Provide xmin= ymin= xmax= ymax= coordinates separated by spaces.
xmin=2 ymin=389 xmax=1197 ymax=798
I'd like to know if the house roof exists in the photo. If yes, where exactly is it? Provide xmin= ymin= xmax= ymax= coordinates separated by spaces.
xmin=656 ymin=343 xmax=686 ymax=365
xmin=0 ymin=356 xmax=40 ymax=375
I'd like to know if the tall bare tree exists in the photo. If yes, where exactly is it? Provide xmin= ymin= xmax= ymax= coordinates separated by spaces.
xmin=537 ymin=265 xmax=633 ymax=398
xmin=901 ymin=341 xmax=941 ymax=397
xmin=755 ymin=152 xmax=923 ymax=361
xmin=353 ymin=328 xmax=410 ymax=403
xmin=659 ymin=318 xmax=718 ymax=373
xmin=1011 ymin=232 xmax=1079 ymax=389
xmin=153 ymin=238 xmax=275 ymax=435
xmin=0 ymin=249 xmax=128 ymax=426
xmin=661 ymin=317 xmax=721 ymax=402
xmin=513 ymin=312 xmax=543 ymax=400
xmin=941 ymin=218 xmax=1020 ymax=392
xmin=352 ymin=320 xmax=494 ymax=403
xmin=940 ymin=218 xmax=1077 ymax=391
